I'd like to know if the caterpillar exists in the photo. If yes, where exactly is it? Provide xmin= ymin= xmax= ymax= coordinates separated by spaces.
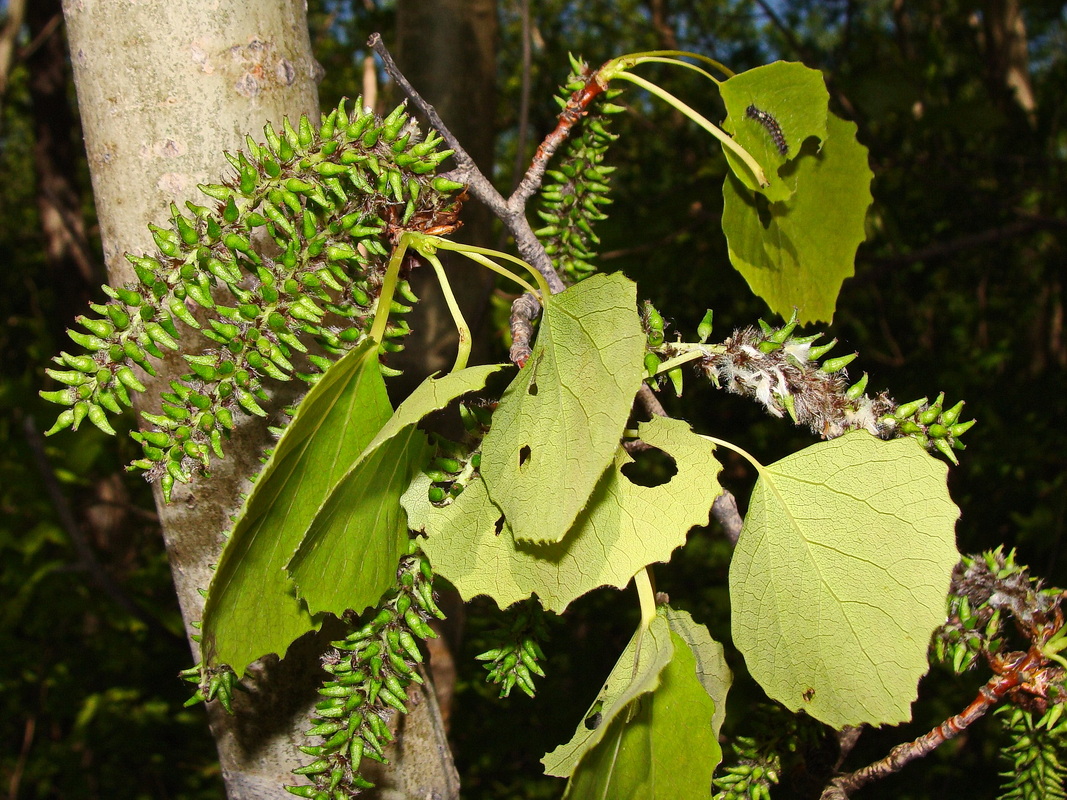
xmin=745 ymin=104 xmax=788 ymax=156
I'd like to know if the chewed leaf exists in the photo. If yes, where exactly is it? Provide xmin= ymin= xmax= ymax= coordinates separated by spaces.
xmin=202 ymin=341 xmax=390 ymax=675
xmin=663 ymin=606 xmax=732 ymax=739
xmin=730 ymin=431 xmax=960 ymax=728
xmin=407 ymin=415 xmax=721 ymax=613
xmin=562 ymin=625 xmax=724 ymax=800
xmin=543 ymin=613 xmax=674 ymax=778
xmin=480 ymin=272 xmax=645 ymax=544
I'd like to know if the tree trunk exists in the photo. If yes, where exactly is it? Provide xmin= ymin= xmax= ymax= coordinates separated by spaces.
xmin=62 ymin=3 xmax=323 ymax=798
xmin=64 ymin=3 xmax=463 ymax=796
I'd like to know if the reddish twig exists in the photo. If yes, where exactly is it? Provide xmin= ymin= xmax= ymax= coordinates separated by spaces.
xmin=821 ymin=648 xmax=1045 ymax=799
xmin=510 ymin=72 xmax=606 ymax=206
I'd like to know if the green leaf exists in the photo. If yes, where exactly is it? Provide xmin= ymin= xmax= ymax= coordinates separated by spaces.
xmin=663 ymin=606 xmax=732 ymax=740
xmin=562 ymin=623 xmax=725 ymax=800
xmin=720 ymin=61 xmax=830 ymax=202
xmin=287 ymin=364 xmax=506 ymax=618
xmin=480 ymin=272 xmax=646 ymax=544
xmin=406 ymin=416 xmax=721 ymax=613
xmin=202 ymin=341 xmax=390 ymax=674
xmin=721 ymin=113 xmax=873 ymax=324
xmin=730 ymin=431 xmax=960 ymax=728
xmin=543 ymin=613 xmax=674 ymax=778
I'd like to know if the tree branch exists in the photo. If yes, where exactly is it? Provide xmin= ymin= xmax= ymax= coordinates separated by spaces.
xmin=822 ymin=649 xmax=1042 ymax=799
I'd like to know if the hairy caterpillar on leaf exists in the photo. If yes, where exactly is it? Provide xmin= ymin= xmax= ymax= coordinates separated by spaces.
xmin=745 ymin=104 xmax=788 ymax=156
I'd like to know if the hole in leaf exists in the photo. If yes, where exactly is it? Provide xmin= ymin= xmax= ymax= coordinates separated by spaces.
xmin=518 ymin=445 xmax=531 ymax=468
xmin=493 ymin=516 xmax=505 ymax=536
xmin=584 ymin=700 xmax=604 ymax=730
xmin=528 ymin=381 xmax=538 ymax=396
xmin=620 ymin=445 xmax=677 ymax=487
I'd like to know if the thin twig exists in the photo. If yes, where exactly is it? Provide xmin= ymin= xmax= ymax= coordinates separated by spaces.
xmin=834 ymin=726 xmax=864 ymax=771
xmin=509 ymin=70 xmax=606 ymax=208
xmin=369 ymin=33 xmax=565 ymax=295
xmin=822 ymin=649 xmax=1041 ymax=799
xmin=22 ymin=415 xmax=181 ymax=645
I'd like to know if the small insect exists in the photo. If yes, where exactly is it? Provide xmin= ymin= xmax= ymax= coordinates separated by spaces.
xmin=745 ymin=104 xmax=789 ymax=156
xmin=802 ymin=687 xmax=816 ymax=702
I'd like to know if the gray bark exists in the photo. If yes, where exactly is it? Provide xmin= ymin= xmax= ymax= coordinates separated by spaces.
xmin=62 ymin=3 xmax=457 ymax=798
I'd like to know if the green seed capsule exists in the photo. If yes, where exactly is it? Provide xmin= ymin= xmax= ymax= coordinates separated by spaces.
xmin=949 ymin=419 xmax=976 ymax=437
xmin=807 ymin=339 xmax=837 ymax=360
xmin=933 ymin=437 xmax=958 ymax=464
xmin=820 ymin=353 xmax=857 ymax=373
xmin=431 ymin=176 xmax=466 ymax=193
xmin=668 ymin=367 xmax=683 ymax=397
xmin=940 ymin=400 xmax=965 ymax=426
xmin=236 ymin=388 xmax=267 ymax=417
xmin=697 ymin=309 xmax=714 ymax=343
xmin=919 ymin=406 xmax=942 ymax=426
xmin=150 ymin=224 xmax=181 ymax=257
xmin=846 ymin=373 xmax=869 ymax=400
xmin=927 ymin=423 xmax=949 ymax=439
xmin=894 ymin=397 xmax=927 ymax=419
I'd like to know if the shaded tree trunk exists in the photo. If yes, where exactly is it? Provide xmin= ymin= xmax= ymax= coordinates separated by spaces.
xmin=27 ymin=0 xmax=96 ymax=339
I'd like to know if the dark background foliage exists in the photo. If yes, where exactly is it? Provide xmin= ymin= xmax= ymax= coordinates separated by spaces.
xmin=2 ymin=0 xmax=1064 ymax=797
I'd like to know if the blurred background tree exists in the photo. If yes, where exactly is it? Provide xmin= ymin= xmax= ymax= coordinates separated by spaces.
xmin=2 ymin=0 xmax=1064 ymax=797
